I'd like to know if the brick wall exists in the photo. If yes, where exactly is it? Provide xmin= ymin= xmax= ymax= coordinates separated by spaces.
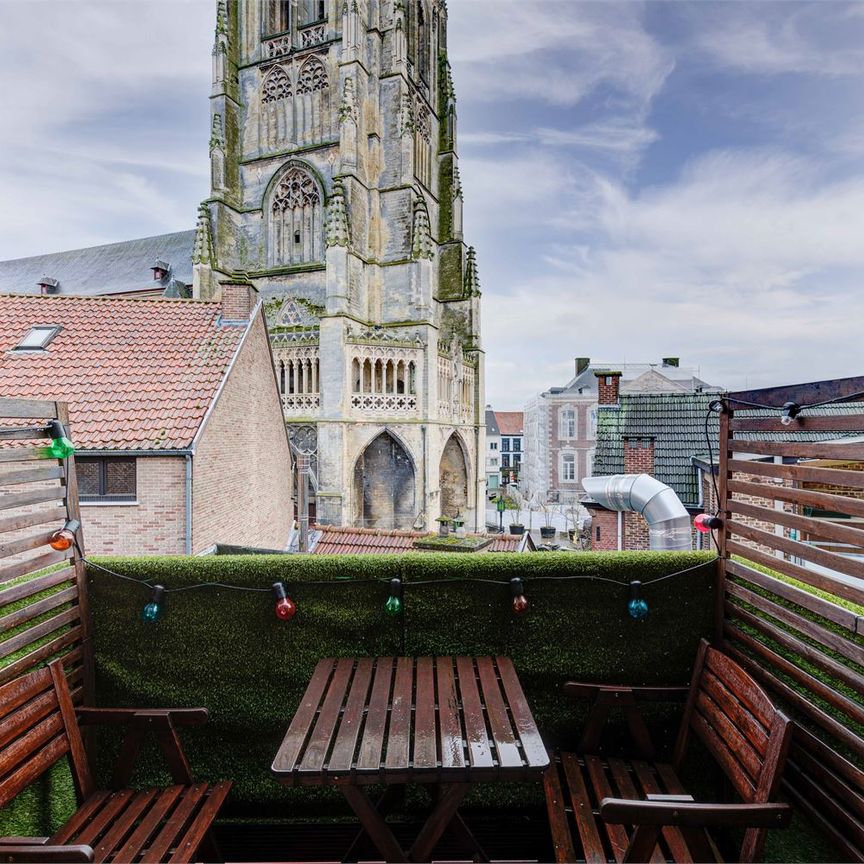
xmin=192 ymin=311 xmax=293 ymax=552
xmin=590 ymin=507 xmax=619 ymax=551
xmin=620 ymin=440 xmax=655 ymax=550
xmin=80 ymin=457 xmax=186 ymax=555
xmin=596 ymin=372 xmax=621 ymax=406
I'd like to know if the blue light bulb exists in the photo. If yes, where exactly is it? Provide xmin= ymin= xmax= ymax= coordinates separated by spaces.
xmin=142 ymin=585 xmax=165 ymax=623
xmin=628 ymin=581 xmax=648 ymax=620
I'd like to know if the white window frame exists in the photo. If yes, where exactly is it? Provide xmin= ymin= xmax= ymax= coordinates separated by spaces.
xmin=561 ymin=451 xmax=576 ymax=482
xmin=12 ymin=325 xmax=62 ymax=352
xmin=559 ymin=408 xmax=576 ymax=439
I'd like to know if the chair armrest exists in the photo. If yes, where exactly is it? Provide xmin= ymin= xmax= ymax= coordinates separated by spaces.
xmin=76 ymin=707 xmax=209 ymax=726
xmin=600 ymin=797 xmax=792 ymax=829
xmin=0 ymin=844 xmax=94 ymax=862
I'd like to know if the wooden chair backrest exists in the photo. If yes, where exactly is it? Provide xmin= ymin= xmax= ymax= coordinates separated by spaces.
xmin=674 ymin=639 xmax=792 ymax=862
xmin=0 ymin=660 xmax=93 ymax=809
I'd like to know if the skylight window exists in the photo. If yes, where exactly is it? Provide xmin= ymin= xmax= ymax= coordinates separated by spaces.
xmin=13 ymin=325 xmax=61 ymax=352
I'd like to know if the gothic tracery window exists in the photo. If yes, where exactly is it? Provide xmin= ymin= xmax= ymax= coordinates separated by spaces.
xmin=414 ymin=101 xmax=432 ymax=188
xmin=269 ymin=166 xmax=323 ymax=265
xmin=300 ymin=0 xmax=327 ymax=25
xmin=262 ymin=65 xmax=291 ymax=104
xmin=417 ymin=3 xmax=429 ymax=82
xmin=268 ymin=0 xmax=291 ymax=34
xmin=297 ymin=56 xmax=328 ymax=94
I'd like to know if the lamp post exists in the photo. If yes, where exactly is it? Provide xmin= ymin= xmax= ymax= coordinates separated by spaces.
xmin=496 ymin=494 xmax=505 ymax=533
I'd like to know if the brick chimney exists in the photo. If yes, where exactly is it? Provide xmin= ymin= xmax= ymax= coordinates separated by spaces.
xmin=575 ymin=357 xmax=590 ymax=376
xmin=220 ymin=281 xmax=258 ymax=322
xmin=595 ymin=371 xmax=622 ymax=406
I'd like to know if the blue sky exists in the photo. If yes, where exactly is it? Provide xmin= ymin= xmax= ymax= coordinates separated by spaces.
xmin=1 ymin=1 xmax=863 ymax=408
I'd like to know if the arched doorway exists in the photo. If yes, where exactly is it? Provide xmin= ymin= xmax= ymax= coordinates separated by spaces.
xmin=354 ymin=433 xmax=416 ymax=529
xmin=439 ymin=434 xmax=469 ymax=519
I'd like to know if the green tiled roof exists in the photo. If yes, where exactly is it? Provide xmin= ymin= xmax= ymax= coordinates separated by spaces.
xmin=593 ymin=393 xmax=718 ymax=507
xmin=594 ymin=395 xmax=864 ymax=507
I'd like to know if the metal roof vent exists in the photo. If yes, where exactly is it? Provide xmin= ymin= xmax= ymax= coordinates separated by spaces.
xmin=37 ymin=276 xmax=59 ymax=295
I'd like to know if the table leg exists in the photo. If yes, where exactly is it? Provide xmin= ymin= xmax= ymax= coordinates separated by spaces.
xmin=343 ymin=785 xmax=406 ymax=862
xmin=408 ymin=783 xmax=471 ymax=863
xmin=341 ymin=785 xmax=408 ymax=863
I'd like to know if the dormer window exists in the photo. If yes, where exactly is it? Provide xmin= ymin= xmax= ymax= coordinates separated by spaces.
xmin=13 ymin=325 xmax=62 ymax=352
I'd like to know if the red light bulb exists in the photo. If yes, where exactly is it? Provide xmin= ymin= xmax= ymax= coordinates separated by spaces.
xmin=694 ymin=514 xmax=722 ymax=534
xmin=272 ymin=582 xmax=296 ymax=621
xmin=49 ymin=519 xmax=80 ymax=551
xmin=510 ymin=577 xmax=529 ymax=615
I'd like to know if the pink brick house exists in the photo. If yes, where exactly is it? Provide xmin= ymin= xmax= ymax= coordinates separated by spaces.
xmin=0 ymin=285 xmax=293 ymax=555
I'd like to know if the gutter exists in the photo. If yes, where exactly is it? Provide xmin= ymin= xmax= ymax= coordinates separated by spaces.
xmin=582 ymin=474 xmax=692 ymax=552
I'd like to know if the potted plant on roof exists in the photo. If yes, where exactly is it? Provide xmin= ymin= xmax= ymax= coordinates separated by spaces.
xmin=540 ymin=501 xmax=557 ymax=541
xmin=435 ymin=515 xmax=452 ymax=537
xmin=508 ymin=491 xmax=525 ymax=536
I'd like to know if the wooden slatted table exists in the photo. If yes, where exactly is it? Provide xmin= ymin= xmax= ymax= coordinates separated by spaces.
xmin=272 ymin=656 xmax=549 ymax=863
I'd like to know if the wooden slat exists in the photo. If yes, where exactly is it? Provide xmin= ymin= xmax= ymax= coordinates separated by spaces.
xmin=543 ymin=759 xmax=578 ymax=864
xmin=607 ymin=759 xmax=664 ymax=864
xmin=0 ymin=665 xmax=52 ymax=722
xmin=140 ymin=783 xmax=208 ymax=864
xmin=0 ymin=606 xmax=79 ymax=661
xmin=727 ymin=580 xmax=864 ymax=667
xmin=584 ymin=754 xmax=629 ymax=863
xmin=355 ymin=657 xmax=393 ymax=773
xmin=630 ymin=761 xmax=694 ymax=864
xmin=724 ymin=613 xmax=864 ymax=729
xmin=476 ymin=656 xmax=522 ymax=769
xmin=326 ymin=657 xmax=373 ymax=774
xmin=74 ymin=789 xmax=136 ymax=846
xmin=791 ymin=747 xmax=864 ymax=821
xmin=496 ymin=656 xmax=550 ymax=770
xmin=412 ymin=656 xmax=437 ymax=771
xmin=695 ymin=690 xmax=762 ymax=781
xmin=727 ymin=375 xmax=864 ymax=409
xmin=700 ymin=669 xmax=769 ymax=757
xmin=298 ymin=658 xmax=354 ymax=775
xmin=731 ymin=439 xmax=864 ymax=460
xmin=728 ymin=478 xmax=864 ymax=521
xmin=0 ymin=504 xmax=66 ymax=537
xmin=731 ymin=415 xmax=864 ymax=433
xmin=0 ymin=447 xmax=52 ymax=464
xmin=112 ymin=786 xmax=184 ymax=863
xmin=455 ymin=656 xmax=494 ymax=771
xmin=50 ymin=792 xmax=111 ymax=844
xmin=727 ymin=518 xmax=864 ymax=583
xmin=0 ymin=585 xmax=77 ymax=634
xmin=795 ymin=724 xmax=864 ymax=793
xmin=726 ymin=559 xmax=860 ymax=633
xmin=0 ymin=398 xmax=59 ymax=420
xmin=49 ymin=660 xmax=93 ymax=799
xmin=0 ymin=548 xmax=73 ymax=586
xmin=560 ymin=753 xmax=606 ymax=864
xmin=0 ymin=734 xmax=68 ymax=808
xmin=383 ymin=656 xmax=413 ymax=773
xmin=729 ymin=498 xmax=864 ymax=549
xmin=725 ymin=633 xmax=864 ymax=762
xmin=691 ymin=711 xmax=756 ymax=800
xmin=0 ymin=566 xmax=76 ymax=611
xmin=703 ymin=646 xmax=775 ymax=730
xmin=167 ymin=782 xmax=232 ymax=864
xmin=0 ymin=427 xmax=50 ymax=441
xmin=727 ymin=539 xmax=864 ymax=608
xmin=271 ymin=659 xmax=334 ymax=774
xmin=0 ymin=485 xmax=65 ymax=513
xmin=435 ymin=657 xmax=465 ymax=771
xmin=0 ymin=528 xmax=65 ymax=561
xmin=0 ymin=713 xmax=64 ymax=780
xmin=0 ymin=626 xmax=83 ymax=685
xmin=728 ymin=458 xmax=864 ymax=490
xmin=0 ymin=465 xmax=64 ymax=488
xmin=0 ymin=688 xmax=58 ymax=750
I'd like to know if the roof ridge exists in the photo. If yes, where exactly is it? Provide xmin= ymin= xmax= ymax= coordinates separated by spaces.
xmin=0 ymin=292 xmax=220 ymax=307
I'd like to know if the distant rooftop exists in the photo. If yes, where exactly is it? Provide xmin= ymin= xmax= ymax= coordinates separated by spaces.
xmin=0 ymin=230 xmax=195 ymax=297
xmin=494 ymin=411 xmax=524 ymax=435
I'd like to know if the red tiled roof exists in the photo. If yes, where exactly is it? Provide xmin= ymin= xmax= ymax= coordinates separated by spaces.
xmin=0 ymin=294 xmax=247 ymax=450
xmin=310 ymin=525 xmax=531 ymax=554
xmin=494 ymin=411 xmax=523 ymax=435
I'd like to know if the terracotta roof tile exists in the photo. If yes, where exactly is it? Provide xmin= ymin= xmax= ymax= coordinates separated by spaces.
xmin=0 ymin=294 xmax=246 ymax=451
xmin=494 ymin=411 xmax=523 ymax=435
xmin=309 ymin=525 xmax=531 ymax=554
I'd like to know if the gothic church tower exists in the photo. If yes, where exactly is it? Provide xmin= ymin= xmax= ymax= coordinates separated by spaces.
xmin=194 ymin=0 xmax=485 ymax=531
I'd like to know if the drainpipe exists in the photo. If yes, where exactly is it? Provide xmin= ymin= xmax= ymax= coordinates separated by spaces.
xmin=185 ymin=454 xmax=193 ymax=555
xmin=617 ymin=510 xmax=623 ymax=552
xmin=582 ymin=474 xmax=692 ymax=552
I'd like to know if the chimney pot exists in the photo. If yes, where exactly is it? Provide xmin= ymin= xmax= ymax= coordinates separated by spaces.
xmin=576 ymin=357 xmax=590 ymax=376
xmin=220 ymin=281 xmax=258 ymax=322
xmin=37 ymin=276 xmax=59 ymax=295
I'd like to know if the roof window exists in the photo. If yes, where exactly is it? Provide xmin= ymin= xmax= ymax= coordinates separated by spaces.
xmin=13 ymin=325 xmax=62 ymax=352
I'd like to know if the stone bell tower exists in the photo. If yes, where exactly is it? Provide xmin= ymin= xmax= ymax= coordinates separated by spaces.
xmin=193 ymin=0 xmax=485 ymax=532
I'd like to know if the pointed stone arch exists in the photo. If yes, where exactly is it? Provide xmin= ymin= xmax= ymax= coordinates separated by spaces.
xmin=266 ymin=161 xmax=324 ymax=266
xmin=353 ymin=431 xmax=417 ymax=529
xmin=439 ymin=432 xmax=469 ymax=519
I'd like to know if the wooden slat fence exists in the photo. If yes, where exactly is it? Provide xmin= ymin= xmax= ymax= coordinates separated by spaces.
xmin=0 ymin=397 xmax=92 ymax=707
xmin=716 ymin=376 xmax=864 ymax=861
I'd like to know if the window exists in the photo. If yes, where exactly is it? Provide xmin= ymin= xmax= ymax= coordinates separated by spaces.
xmin=512 ymin=438 xmax=521 ymax=453
xmin=559 ymin=408 xmax=576 ymax=439
xmin=502 ymin=454 xmax=510 ymax=468
xmin=269 ymin=165 xmax=324 ymax=265
xmin=417 ymin=2 xmax=429 ymax=81
xmin=490 ymin=458 xmax=499 ymax=467
xmin=268 ymin=0 xmax=290 ymax=34
xmin=300 ymin=0 xmax=326 ymax=25
xmin=513 ymin=453 xmax=521 ymax=466
xmin=562 ymin=452 xmax=576 ymax=481
xmin=588 ymin=407 xmax=598 ymax=439
xmin=13 ymin=325 xmax=61 ymax=352
xmin=489 ymin=442 xmax=498 ymax=451
xmin=595 ymin=525 xmax=601 ymax=542
xmin=501 ymin=437 xmax=511 ymax=451
xmin=78 ymin=457 xmax=137 ymax=503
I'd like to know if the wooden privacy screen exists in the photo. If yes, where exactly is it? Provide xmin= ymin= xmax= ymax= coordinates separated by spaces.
xmin=716 ymin=375 xmax=864 ymax=862
xmin=0 ymin=397 xmax=92 ymax=706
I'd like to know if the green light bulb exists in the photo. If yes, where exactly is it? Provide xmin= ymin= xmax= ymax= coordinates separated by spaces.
xmin=142 ymin=602 xmax=161 ymax=623
xmin=46 ymin=436 xmax=75 ymax=460
xmin=384 ymin=595 xmax=403 ymax=617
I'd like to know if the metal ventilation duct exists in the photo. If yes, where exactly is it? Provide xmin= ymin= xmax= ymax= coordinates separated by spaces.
xmin=581 ymin=474 xmax=692 ymax=551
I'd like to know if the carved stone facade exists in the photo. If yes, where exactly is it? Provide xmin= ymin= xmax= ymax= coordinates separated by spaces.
xmin=195 ymin=0 xmax=485 ymax=530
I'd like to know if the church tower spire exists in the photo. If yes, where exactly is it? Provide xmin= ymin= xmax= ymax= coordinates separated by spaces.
xmin=194 ymin=0 xmax=485 ymax=532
